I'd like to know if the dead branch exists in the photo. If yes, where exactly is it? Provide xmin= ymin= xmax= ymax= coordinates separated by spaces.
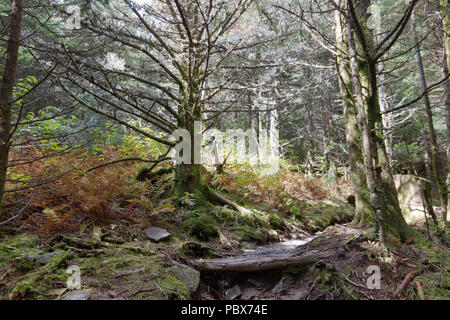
xmin=394 ymin=270 xmax=422 ymax=298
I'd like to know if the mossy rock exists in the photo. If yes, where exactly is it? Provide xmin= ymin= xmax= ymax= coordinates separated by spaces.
xmin=305 ymin=201 xmax=354 ymax=232
xmin=159 ymin=275 xmax=190 ymax=300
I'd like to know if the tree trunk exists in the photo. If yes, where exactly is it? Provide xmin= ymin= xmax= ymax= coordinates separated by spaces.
xmin=412 ymin=11 xmax=447 ymax=230
xmin=171 ymin=99 xmax=250 ymax=214
xmin=172 ymin=163 xmax=205 ymax=196
xmin=0 ymin=0 xmax=22 ymax=217
xmin=335 ymin=9 xmax=373 ymax=227
xmin=349 ymin=0 xmax=413 ymax=241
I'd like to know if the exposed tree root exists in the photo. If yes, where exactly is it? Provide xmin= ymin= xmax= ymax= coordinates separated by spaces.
xmin=203 ymin=186 xmax=252 ymax=216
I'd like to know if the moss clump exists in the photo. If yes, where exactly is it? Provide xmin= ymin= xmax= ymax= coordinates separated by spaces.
xmin=212 ymin=206 xmax=235 ymax=222
xmin=0 ymin=235 xmax=41 ymax=269
xmin=283 ymin=265 xmax=308 ymax=279
xmin=236 ymin=212 xmax=255 ymax=226
xmin=183 ymin=215 xmax=218 ymax=241
xmin=283 ymin=200 xmax=303 ymax=220
xmin=237 ymin=225 xmax=262 ymax=242
xmin=413 ymin=274 xmax=450 ymax=300
xmin=304 ymin=201 xmax=355 ymax=232
xmin=158 ymin=275 xmax=190 ymax=300
xmin=410 ymin=234 xmax=450 ymax=300
xmin=254 ymin=214 xmax=270 ymax=228
xmin=268 ymin=213 xmax=284 ymax=229
xmin=312 ymin=262 xmax=358 ymax=300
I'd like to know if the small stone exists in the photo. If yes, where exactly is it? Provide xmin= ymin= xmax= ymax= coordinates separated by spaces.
xmin=102 ymin=259 xmax=111 ymax=265
xmin=26 ymin=251 xmax=73 ymax=265
xmin=61 ymin=290 xmax=92 ymax=300
xmin=168 ymin=262 xmax=200 ymax=294
xmin=145 ymin=227 xmax=171 ymax=243
xmin=241 ymin=287 xmax=260 ymax=300
xmin=242 ymin=242 xmax=257 ymax=250
xmin=225 ymin=285 xmax=241 ymax=300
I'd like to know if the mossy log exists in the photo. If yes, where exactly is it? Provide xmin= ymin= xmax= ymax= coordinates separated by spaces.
xmin=9 ymin=251 xmax=68 ymax=299
xmin=190 ymin=250 xmax=332 ymax=272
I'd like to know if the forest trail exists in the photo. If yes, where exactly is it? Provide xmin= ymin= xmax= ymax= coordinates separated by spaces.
xmin=193 ymin=224 xmax=394 ymax=300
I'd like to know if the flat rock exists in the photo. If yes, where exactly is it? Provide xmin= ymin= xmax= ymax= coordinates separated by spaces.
xmin=145 ymin=227 xmax=171 ymax=242
xmin=61 ymin=290 xmax=92 ymax=300
xmin=168 ymin=262 xmax=200 ymax=294
xmin=241 ymin=287 xmax=260 ymax=300
xmin=26 ymin=251 xmax=73 ymax=265
xmin=225 ymin=285 xmax=242 ymax=300
xmin=394 ymin=174 xmax=430 ymax=224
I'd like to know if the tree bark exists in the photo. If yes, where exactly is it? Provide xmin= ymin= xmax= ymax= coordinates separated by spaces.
xmin=335 ymin=9 xmax=373 ymax=227
xmin=0 ymin=0 xmax=22 ymax=217
xmin=348 ymin=0 xmax=413 ymax=241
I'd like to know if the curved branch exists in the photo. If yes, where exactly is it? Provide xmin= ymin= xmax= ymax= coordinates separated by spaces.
xmin=86 ymin=157 xmax=171 ymax=173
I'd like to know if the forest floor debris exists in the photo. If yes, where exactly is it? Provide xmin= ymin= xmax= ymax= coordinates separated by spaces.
xmin=0 ymin=165 xmax=448 ymax=300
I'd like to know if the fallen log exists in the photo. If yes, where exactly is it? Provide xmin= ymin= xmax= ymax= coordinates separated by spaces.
xmin=190 ymin=250 xmax=332 ymax=272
